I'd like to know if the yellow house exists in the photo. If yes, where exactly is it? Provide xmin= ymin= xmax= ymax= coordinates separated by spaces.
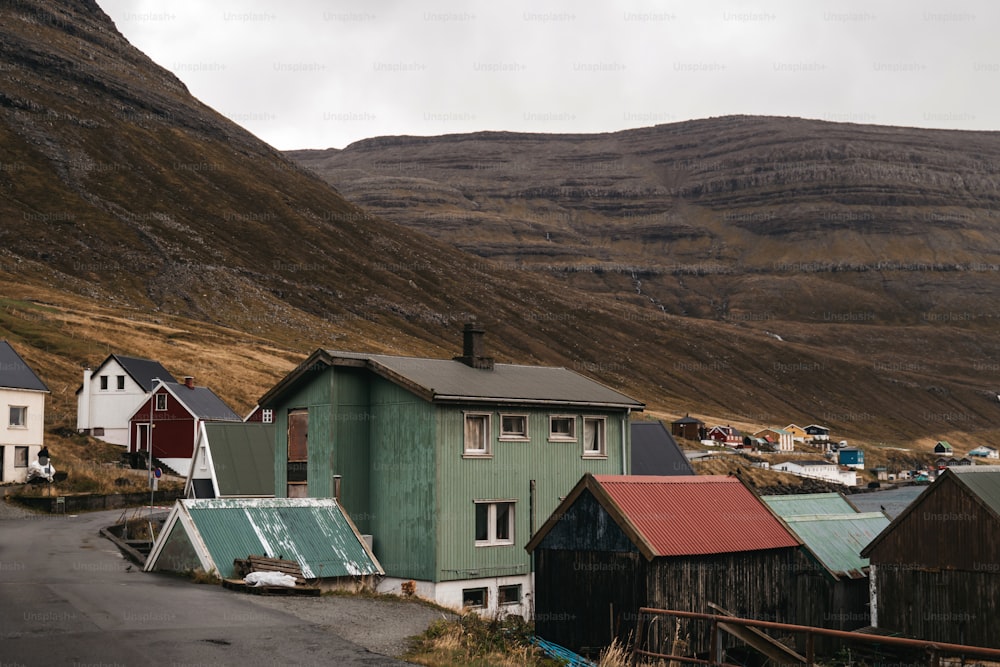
xmin=784 ymin=424 xmax=808 ymax=443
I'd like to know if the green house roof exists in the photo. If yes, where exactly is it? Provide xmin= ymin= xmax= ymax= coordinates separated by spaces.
xmin=762 ymin=492 xmax=889 ymax=578
xmin=202 ymin=422 xmax=275 ymax=497
xmin=146 ymin=498 xmax=383 ymax=579
xmin=949 ymin=467 xmax=1000 ymax=517
xmin=761 ymin=492 xmax=858 ymax=517
xmin=781 ymin=513 xmax=890 ymax=579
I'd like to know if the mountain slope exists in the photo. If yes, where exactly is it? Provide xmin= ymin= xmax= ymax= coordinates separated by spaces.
xmin=0 ymin=0 xmax=997 ymax=454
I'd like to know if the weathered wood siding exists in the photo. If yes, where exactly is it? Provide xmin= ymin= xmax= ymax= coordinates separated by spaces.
xmin=534 ymin=548 xmax=646 ymax=656
xmin=866 ymin=475 xmax=1000 ymax=570
xmin=872 ymin=564 xmax=1000 ymax=648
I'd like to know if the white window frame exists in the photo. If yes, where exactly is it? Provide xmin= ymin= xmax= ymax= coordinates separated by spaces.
xmin=9 ymin=406 xmax=26 ymax=428
xmin=261 ymin=408 xmax=274 ymax=424
xmin=155 ymin=393 xmax=168 ymax=411
xmin=582 ymin=416 xmax=608 ymax=458
xmin=548 ymin=415 xmax=577 ymax=442
xmin=474 ymin=500 xmax=515 ymax=547
xmin=499 ymin=413 xmax=529 ymax=441
xmin=463 ymin=412 xmax=492 ymax=457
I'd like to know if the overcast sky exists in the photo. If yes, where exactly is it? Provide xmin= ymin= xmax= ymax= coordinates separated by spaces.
xmin=98 ymin=0 xmax=997 ymax=151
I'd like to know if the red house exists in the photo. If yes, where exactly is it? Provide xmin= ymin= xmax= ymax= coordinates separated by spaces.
xmin=706 ymin=424 xmax=742 ymax=446
xmin=128 ymin=377 xmax=240 ymax=477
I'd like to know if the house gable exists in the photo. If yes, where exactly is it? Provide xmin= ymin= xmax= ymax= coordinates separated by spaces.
xmin=530 ymin=488 xmax=639 ymax=554
xmin=861 ymin=470 xmax=1000 ymax=570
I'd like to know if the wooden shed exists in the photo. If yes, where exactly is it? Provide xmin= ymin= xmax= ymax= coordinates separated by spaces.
xmin=526 ymin=474 xmax=805 ymax=656
xmin=670 ymin=414 xmax=705 ymax=441
xmin=861 ymin=467 xmax=1000 ymax=648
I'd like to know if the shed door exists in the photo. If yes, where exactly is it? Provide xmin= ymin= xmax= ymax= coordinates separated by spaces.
xmin=287 ymin=409 xmax=308 ymax=497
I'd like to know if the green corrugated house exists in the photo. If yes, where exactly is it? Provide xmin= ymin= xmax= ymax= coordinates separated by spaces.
xmin=257 ymin=324 xmax=644 ymax=615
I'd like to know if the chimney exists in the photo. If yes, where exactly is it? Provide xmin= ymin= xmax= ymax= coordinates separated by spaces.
xmin=183 ymin=376 xmax=194 ymax=389
xmin=454 ymin=323 xmax=494 ymax=370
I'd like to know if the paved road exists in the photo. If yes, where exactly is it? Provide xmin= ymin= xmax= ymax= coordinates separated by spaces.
xmin=0 ymin=507 xmax=409 ymax=666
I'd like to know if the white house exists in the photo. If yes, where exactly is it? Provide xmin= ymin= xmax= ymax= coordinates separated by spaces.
xmin=969 ymin=445 xmax=999 ymax=460
xmin=76 ymin=355 xmax=176 ymax=447
xmin=0 ymin=341 xmax=50 ymax=484
xmin=774 ymin=459 xmax=857 ymax=486
xmin=754 ymin=427 xmax=794 ymax=452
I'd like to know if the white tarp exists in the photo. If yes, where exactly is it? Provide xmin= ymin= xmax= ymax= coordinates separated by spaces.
xmin=244 ymin=571 xmax=296 ymax=588
xmin=26 ymin=459 xmax=55 ymax=483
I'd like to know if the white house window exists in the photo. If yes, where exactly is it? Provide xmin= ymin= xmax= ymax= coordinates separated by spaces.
xmin=155 ymin=393 xmax=168 ymax=411
xmin=462 ymin=587 xmax=487 ymax=609
xmin=116 ymin=375 xmax=126 ymax=390
xmin=549 ymin=415 xmax=576 ymax=441
xmin=9 ymin=406 xmax=26 ymax=428
xmin=583 ymin=416 xmax=607 ymax=457
xmin=464 ymin=413 xmax=491 ymax=456
xmin=262 ymin=408 xmax=273 ymax=424
xmin=99 ymin=375 xmax=109 ymax=391
xmin=14 ymin=446 xmax=28 ymax=467
xmin=475 ymin=500 xmax=514 ymax=546
xmin=499 ymin=414 xmax=528 ymax=440
xmin=499 ymin=584 xmax=522 ymax=606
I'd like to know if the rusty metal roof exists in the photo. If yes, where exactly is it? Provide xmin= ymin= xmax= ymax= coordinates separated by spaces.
xmin=592 ymin=475 xmax=800 ymax=557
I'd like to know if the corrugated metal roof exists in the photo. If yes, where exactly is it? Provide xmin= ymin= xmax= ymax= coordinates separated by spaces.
xmin=761 ymin=492 xmax=856 ymax=517
xmin=0 ymin=341 xmax=49 ymax=392
xmin=949 ymin=467 xmax=1000 ymax=518
xmin=204 ymin=422 xmax=275 ymax=496
xmin=329 ymin=351 xmax=643 ymax=408
xmin=165 ymin=382 xmax=241 ymax=421
xmin=780 ymin=513 xmax=890 ymax=578
xmin=593 ymin=475 xmax=800 ymax=556
xmin=183 ymin=498 xmax=382 ymax=579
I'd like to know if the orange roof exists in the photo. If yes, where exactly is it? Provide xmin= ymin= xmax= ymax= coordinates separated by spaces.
xmin=592 ymin=475 xmax=800 ymax=557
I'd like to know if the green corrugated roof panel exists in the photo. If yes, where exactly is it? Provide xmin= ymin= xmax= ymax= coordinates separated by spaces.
xmin=949 ymin=467 xmax=1000 ymax=518
xmin=761 ymin=492 xmax=857 ymax=517
xmin=204 ymin=422 xmax=275 ymax=496
xmin=184 ymin=498 xmax=382 ymax=579
xmin=781 ymin=512 xmax=890 ymax=578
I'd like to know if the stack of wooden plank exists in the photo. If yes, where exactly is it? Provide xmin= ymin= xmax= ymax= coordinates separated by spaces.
xmin=222 ymin=554 xmax=321 ymax=596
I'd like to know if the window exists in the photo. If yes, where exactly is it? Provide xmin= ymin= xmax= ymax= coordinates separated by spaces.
xmin=583 ymin=417 xmax=607 ymax=457
xmin=116 ymin=375 xmax=125 ymax=390
xmin=14 ymin=446 xmax=28 ymax=468
xmin=475 ymin=500 xmax=515 ymax=546
xmin=261 ymin=408 xmax=273 ymax=424
xmin=9 ymin=406 xmax=26 ymax=428
xmin=549 ymin=415 xmax=576 ymax=441
xmin=499 ymin=584 xmax=522 ymax=606
xmin=99 ymin=375 xmax=108 ymax=391
xmin=155 ymin=393 xmax=168 ymax=411
xmin=464 ymin=413 xmax=491 ymax=456
xmin=462 ymin=587 xmax=487 ymax=609
xmin=499 ymin=414 xmax=528 ymax=440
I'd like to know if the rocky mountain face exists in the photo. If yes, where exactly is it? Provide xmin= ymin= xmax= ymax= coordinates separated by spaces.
xmin=288 ymin=120 xmax=1000 ymax=444
xmin=2 ymin=0 xmax=998 ymax=448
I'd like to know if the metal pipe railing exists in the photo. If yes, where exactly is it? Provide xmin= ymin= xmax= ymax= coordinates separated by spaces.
xmin=630 ymin=607 xmax=1000 ymax=666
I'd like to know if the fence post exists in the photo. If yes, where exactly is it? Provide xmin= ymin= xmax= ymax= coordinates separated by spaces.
xmin=631 ymin=608 xmax=645 ymax=667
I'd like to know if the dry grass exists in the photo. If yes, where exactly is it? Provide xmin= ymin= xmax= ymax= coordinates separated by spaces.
xmin=404 ymin=615 xmax=563 ymax=667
